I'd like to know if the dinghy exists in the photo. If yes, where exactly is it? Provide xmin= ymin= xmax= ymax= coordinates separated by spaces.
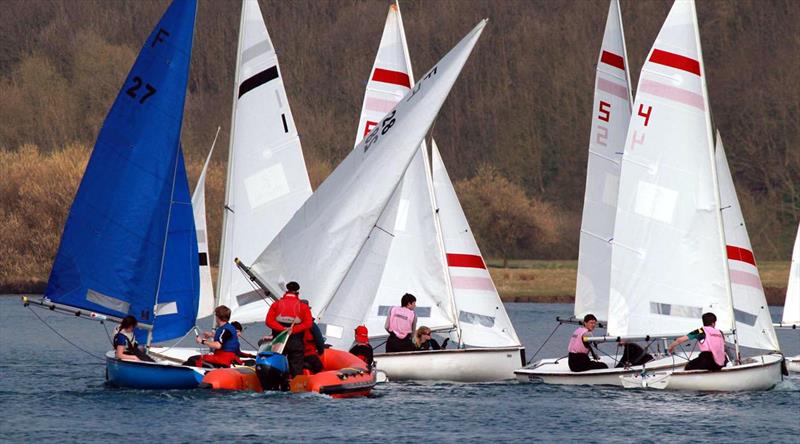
xmin=602 ymin=0 xmax=782 ymax=391
xmin=774 ymin=224 xmax=799 ymax=372
xmin=313 ymin=3 xmax=523 ymax=382
xmin=514 ymin=0 xmax=680 ymax=386
xmin=24 ymin=0 xmax=212 ymax=389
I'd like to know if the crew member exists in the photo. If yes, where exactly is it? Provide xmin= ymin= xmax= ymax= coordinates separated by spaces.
xmin=113 ymin=315 xmax=154 ymax=362
xmin=668 ymin=312 xmax=727 ymax=371
xmin=567 ymin=314 xmax=608 ymax=372
xmin=265 ymin=281 xmax=313 ymax=377
xmin=186 ymin=305 xmax=240 ymax=368
xmin=300 ymin=299 xmax=325 ymax=374
xmin=384 ymin=293 xmax=417 ymax=353
xmin=413 ymin=326 xmax=442 ymax=351
xmin=349 ymin=325 xmax=374 ymax=368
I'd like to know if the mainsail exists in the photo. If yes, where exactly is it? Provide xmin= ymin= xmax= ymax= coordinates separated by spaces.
xmin=217 ymin=0 xmax=312 ymax=324
xmin=608 ymin=0 xmax=733 ymax=337
xmin=783 ymin=224 xmax=800 ymax=326
xmin=715 ymin=133 xmax=779 ymax=351
xmin=192 ymin=139 xmax=216 ymax=320
xmin=250 ymin=20 xmax=488 ymax=324
xmin=44 ymin=0 xmax=198 ymax=343
xmin=574 ymin=0 xmax=633 ymax=322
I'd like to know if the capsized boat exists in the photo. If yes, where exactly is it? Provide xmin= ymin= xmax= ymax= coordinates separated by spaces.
xmin=607 ymin=0 xmax=781 ymax=391
xmin=316 ymin=3 xmax=524 ymax=382
xmin=201 ymin=348 xmax=376 ymax=398
xmin=24 ymin=0 xmax=209 ymax=389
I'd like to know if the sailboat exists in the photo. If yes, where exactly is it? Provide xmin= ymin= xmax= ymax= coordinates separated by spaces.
xmin=515 ymin=0 xmax=682 ymax=386
xmin=602 ymin=0 xmax=782 ymax=391
xmin=23 ymin=0 xmax=209 ymax=389
xmin=775 ymin=224 xmax=799 ymax=372
xmin=238 ymin=17 xmax=490 ymax=380
xmin=313 ymin=3 xmax=523 ymax=382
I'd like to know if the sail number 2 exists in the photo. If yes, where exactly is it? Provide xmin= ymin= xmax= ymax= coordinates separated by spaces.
xmin=126 ymin=76 xmax=157 ymax=104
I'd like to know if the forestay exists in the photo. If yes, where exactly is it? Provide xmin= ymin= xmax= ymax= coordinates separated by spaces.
xmin=608 ymin=0 xmax=733 ymax=338
xmin=250 ymin=21 xmax=488 ymax=321
xmin=574 ymin=0 xmax=633 ymax=322
xmin=784 ymin=224 xmax=800 ymax=326
xmin=192 ymin=141 xmax=216 ymax=320
xmin=431 ymin=140 xmax=520 ymax=347
xmin=44 ymin=0 xmax=198 ymax=343
xmin=715 ymin=133 xmax=779 ymax=351
xmin=217 ymin=0 xmax=312 ymax=325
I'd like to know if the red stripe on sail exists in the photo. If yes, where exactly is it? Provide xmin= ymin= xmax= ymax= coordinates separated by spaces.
xmin=727 ymin=245 xmax=756 ymax=267
xmin=600 ymin=51 xmax=625 ymax=70
xmin=649 ymin=49 xmax=701 ymax=76
xmin=446 ymin=254 xmax=486 ymax=269
xmin=371 ymin=68 xmax=411 ymax=88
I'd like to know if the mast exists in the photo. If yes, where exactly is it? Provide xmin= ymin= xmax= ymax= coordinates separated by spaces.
xmin=216 ymin=0 xmax=247 ymax=329
xmin=691 ymin=0 xmax=740 ymax=362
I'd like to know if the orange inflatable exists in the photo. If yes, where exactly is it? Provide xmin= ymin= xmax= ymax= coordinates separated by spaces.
xmin=200 ymin=348 xmax=376 ymax=398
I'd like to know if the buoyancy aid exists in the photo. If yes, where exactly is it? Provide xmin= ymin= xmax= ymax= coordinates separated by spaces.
xmin=568 ymin=327 xmax=590 ymax=354
xmin=386 ymin=306 xmax=415 ymax=339
xmin=215 ymin=323 xmax=240 ymax=353
xmin=113 ymin=330 xmax=138 ymax=354
xmin=698 ymin=326 xmax=726 ymax=366
xmin=266 ymin=292 xmax=312 ymax=335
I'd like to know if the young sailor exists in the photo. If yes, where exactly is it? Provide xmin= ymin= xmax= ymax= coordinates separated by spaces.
xmin=384 ymin=293 xmax=417 ymax=352
xmin=668 ymin=312 xmax=728 ymax=371
xmin=265 ymin=281 xmax=313 ymax=376
xmin=113 ymin=315 xmax=153 ymax=362
xmin=349 ymin=325 xmax=374 ymax=368
xmin=413 ymin=326 xmax=441 ymax=351
xmin=568 ymin=314 xmax=608 ymax=372
xmin=185 ymin=305 xmax=241 ymax=368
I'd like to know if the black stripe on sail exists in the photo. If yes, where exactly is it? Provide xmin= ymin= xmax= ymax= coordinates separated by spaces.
xmin=281 ymin=114 xmax=288 ymax=133
xmin=238 ymin=66 xmax=278 ymax=98
xmin=198 ymin=252 xmax=208 ymax=266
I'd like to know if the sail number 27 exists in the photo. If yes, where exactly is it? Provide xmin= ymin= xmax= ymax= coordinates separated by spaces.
xmin=126 ymin=76 xmax=157 ymax=104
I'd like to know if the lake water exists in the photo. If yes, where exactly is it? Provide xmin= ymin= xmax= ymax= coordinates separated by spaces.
xmin=1 ymin=297 xmax=798 ymax=442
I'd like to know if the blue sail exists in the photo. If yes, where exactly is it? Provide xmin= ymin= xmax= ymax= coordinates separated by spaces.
xmin=151 ymin=147 xmax=200 ymax=343
xmin=45 ymin=0 xmax=198 ymax=336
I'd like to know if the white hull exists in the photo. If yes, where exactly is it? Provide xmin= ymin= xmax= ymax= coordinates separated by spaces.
xmin=374 ymin=346 xmax=525 ymax=382
xmin=514 ymin=355 xmax=685 ymax=387
xmin=622 ymin=353 xmax=784 ymax=391
xmin=784 ymin=355 xmax=800 ymax=373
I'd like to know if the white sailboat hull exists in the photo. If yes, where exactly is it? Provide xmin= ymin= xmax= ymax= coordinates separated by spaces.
xmin=374 ymin=346 xmax=525 ymax=382
xmin=514 ymin=355 xmax=685 ymax=387
xmin=621 ymin=353 xmax=784 ymax=391
xmin=784 ymin=354 xmax=800 ymax=373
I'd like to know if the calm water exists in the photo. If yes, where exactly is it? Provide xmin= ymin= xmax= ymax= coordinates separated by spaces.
xmin=1 ymin=297 xmax=798 ymax=443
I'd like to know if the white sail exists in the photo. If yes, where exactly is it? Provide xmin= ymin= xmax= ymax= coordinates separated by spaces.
xmin=715 ymin=133 xmax=779 ymax=351
xmin=192 ymin=138 xmax=216 ymax=320
xmin=217 ymin=0 xmax=312 ymax=324
xmin=250 ymin=20 xmax=488 ymax=319
xmin=431 ymin=140 xmax=521 ymax=347
xmin=608 ymin=0 xmax=733 ymax=337
xmin=574 ymin=0 xmax=633 ymax=321
xmin=784 ymin=224 xmax=800 ymax=325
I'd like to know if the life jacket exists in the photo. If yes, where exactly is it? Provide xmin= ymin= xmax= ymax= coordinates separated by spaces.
xmin=568 ymin=327 xmax=590 ymax=354
xmin=114 ymin=330 xmax=138 ymax=354
xmin=303 ymin=329 xmax=318 ymax=357
xmin=698 ymin=326 xmax=726 ymax=366
xmin=386 ymin=306 xmax=415 ymax=339
xmin=266 ymin=292 xmax=312 ymax=335
xmin=214 ymin=323 xmax=240 ymax=353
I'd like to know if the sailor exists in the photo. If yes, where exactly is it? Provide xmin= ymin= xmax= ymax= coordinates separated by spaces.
xmin=567 ymin=314 xmax=608 ymax=372
xmin=349 ymin=325 xmax=374 ymax=368
xmin=668 ymin=312 xmax=727 ymax=371
xmin=300 ymin=299 xmax=326 ymax=374
xmin=186 ymin=305 xmax=241 ymax=368
xmin=413 ymin=326 xmax=444 ymax=351
xmin=384 ymin=293 xmax=417 ymax=353
xmin=265 ymin=281 xmax=313 ymax=377
xmin=231 ymin=321 xmax=255 ymax=359
xmin=113 ymin=315 xmax=153 ymax=362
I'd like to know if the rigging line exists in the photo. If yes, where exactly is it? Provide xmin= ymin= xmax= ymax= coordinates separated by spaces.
xmin=27 ymin=306 xmax=105 ymax=362
xmin=149 ymin=326 xmax=201 ymax=354
xmin=526 ymin=322 xmax=562 ymax=365
xmin=103 ymin=321 xmax=114 ymax=347
xmin=236 ymin=264 xmax=274 ymax=306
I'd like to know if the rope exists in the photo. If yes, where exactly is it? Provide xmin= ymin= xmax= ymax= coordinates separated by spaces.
xmin=526 ymin=322 xmax=562 ymax=364
xmin=27 ymin=306 xmax=105 ymax=361
xmin=149 ymin=326 xmax=201 ymax=354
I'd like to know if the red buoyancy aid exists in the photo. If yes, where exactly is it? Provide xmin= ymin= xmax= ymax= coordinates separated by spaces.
xmin=303 ymin=329 xmax=318 ymax=356
xmin=698 ymin=326 xmax=726 ymax=366
xmin=266 ymin=292 xmax=312 ymax=334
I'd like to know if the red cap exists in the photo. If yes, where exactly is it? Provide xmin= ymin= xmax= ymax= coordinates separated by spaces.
xmin=355 ymin=325 xmax=369 ymax=343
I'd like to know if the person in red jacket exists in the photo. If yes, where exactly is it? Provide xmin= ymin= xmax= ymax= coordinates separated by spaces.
xmin=265 ymin=281 xmax=312 ymax=377
xmin=300 ymin=299 xmax=326 ymax=374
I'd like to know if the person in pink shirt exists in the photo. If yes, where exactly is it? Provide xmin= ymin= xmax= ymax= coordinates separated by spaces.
xmin=384 ymin=293 xmax=417 ymax=352
xmin=668 ymin=312 xmax=728 ymax=371
xmin=567 ymin=314 xmax=608 ymax=372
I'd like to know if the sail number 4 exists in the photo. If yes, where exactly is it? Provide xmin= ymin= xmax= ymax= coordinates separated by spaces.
xmin=126 ymin=76 xmax=157 ymax=104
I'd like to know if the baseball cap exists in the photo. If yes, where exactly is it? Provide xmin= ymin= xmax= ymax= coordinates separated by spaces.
xmin=355 ymin=325 xmax=369 ymax=343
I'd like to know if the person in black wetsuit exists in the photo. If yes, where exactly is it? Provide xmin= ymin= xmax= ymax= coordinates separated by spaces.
xmin=349 ymin=325 xmax=374 ymax=368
